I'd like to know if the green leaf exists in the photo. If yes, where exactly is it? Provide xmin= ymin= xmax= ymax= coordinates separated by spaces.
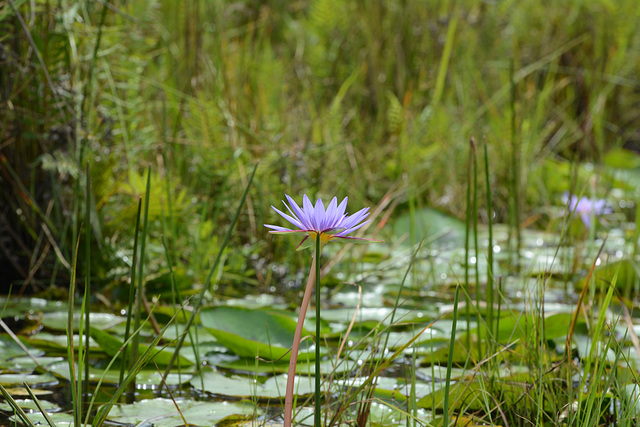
xmin=195 ymin=370 xmax=315 ymax=399
xmin=576 ymin=259 xmax=638 ymax=291
xmin=103 ymin=397 xmax=259 ymax=427
xmin=417 ymin=380 xmax=484 ymax=412
xmin=200 ymin=306 xmax=313 ymax=361
xmin=0 ymin=373 xmax=57 ymax=387
xmin=89 ymin=327 xmax=193 ymax=368
xmin=393 ymin=207 xmax=466 ymax=247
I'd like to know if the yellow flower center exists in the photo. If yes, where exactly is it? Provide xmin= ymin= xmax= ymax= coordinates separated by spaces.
xmin=310 ymin=231 xmax=333 ymax=248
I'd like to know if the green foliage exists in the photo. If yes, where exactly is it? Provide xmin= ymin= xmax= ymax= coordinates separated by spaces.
xmin=90 ymin=327 xmax=193 ymax=368
xmin=3 ymin=0 xmax=640 ymax=290
xmin=200 ymin=306 xmax=313 ymax=361
xmin=3 ymin=3 xmax=640 ymax=424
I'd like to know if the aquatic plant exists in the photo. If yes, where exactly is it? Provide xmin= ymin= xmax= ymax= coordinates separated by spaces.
xmin=265 ymin=194 xmax=380 ymax=427
xmin=265 ymin=194 xmax=378 ymax=249
xmin=564 ymin=193 xmax=611 ymax=229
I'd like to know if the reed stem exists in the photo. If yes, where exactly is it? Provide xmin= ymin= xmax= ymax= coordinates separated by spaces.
xmin=284 ymin=256 xmax=317 ymax=427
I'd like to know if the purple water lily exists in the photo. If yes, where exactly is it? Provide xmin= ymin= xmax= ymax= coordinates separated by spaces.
xmin=565 ymin=193 xmax=611 ymax=229
xmin=265 ymin=194 xmax=380 ymax=250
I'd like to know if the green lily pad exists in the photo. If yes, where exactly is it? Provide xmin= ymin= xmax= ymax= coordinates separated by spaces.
xmin=219 ymin=355 xmax=358 ymax=376
xmin=45 ymin=360 xmax=193 ymax=387
xmin=201 ymin=306 xmax=313 ymax=361
xmin=393 ymin=207 xmax=466 ymax=247
xmin=89 ymin=327 xmax=194 ymax=368
xmin=27 ymin=332 xmax=100 ymax=352
xmin=40 ymin=311 xmax=124 ymax=332
xmin=0 ymin=373 xmax=58 ymax=386
xmin=0 ymin=398 xmax=59 ymax=412
xmin=46 ymin=360 xmax=121 ymax=384
xmin=11 ymin=412 xmax=74 ymax=426
xmin=1 ymin=355 xmax=65 ymax=372
xmin=576 ymin=259 xmax=638 ymax=291
xmin=194 ymin=370 xmax=315 ymax=399
xmin=0 ymin=335 xmax=39 ymax=362
xmin=104 ymin=397 xmax=259 ymax=426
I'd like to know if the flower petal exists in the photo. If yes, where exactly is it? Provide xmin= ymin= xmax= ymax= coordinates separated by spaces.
xmin=267 ymin=228 xmax=315 ymax=235
xmin=335 ymin=197 xmax=348 ymax=222
xmin=324 ymin=197 xmax=339 ymax=229
xmin=339 ymin=207 xmax=370 ymax=231
xmin=266 ymin=194 xmax=380 ymax=246
xmin=285 ymin=194 xmax=311 ymax=229
xmin=264 ymin=224 xmax=294 ymax=232
xmin=302 ymin=195 xmax=316 ymax=229
xmin=314 ymin=198 xmax=326 ymax=230
xmin=338 ymin=219 xmax=371 ymax=236
xmin=271 ymin=205 xmax=305 ymax=230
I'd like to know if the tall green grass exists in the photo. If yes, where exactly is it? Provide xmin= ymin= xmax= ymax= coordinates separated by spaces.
xmin=3 ymin=0 xmax=640 ymax=287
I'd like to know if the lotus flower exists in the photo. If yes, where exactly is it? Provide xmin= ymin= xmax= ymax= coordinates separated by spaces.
xmin=265 ymin=194 xmax=380 ymax=250
xmin=564 ymin=193 xmax=611 ymax=229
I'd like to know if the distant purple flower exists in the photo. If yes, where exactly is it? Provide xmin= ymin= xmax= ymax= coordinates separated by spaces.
xmin=265 ymin=194 xmax=381 ymax=250
xmin=564 ymin=193 xmax=611 ymax=229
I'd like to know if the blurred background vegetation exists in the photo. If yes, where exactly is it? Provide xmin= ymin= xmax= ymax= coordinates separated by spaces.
xmin=1 ymin=0 xmax=639 ymax=297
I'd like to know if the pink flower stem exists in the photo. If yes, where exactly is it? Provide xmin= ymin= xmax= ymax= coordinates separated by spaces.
xmin=284 ymin=256 xmax=316 ymax=427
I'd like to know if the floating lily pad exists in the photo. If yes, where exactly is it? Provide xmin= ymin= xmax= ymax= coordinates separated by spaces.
xmin=104 ymin=398 xmax=259 ymax=426
xmin=89 ymin=327 xmax=194 ymax=367
xmin=201 ymin=306 xmax=313 ymax=361
xmin=0 ymin=297 xmax=65 ymax=318
xmin=367 ymin=398 xmax=414 ymax=425
xmin=0 ymin=373 xmax=57 ymax=387
xmin=319 ymin=307 xmax=419 ymax=327
xmin=393 ymin=207 xmax=467 ymax=247
xmin=1 ymin=355 xmax=65 ymax=372
xmin=0 ymin=398 xmax=59 ymax=412
xmin=27 ymin=332 xmax=100 ymax=352
xmin=0 ymin=335 xmax=40 ymax=362
xmin=40 ymin=311 xmax=124 ymax=332
xmin=45 ymin=360 xmax=119 ymax=384
xmin=194 ymin=370 xmax=315 ymax=399
xmin=218 ymin=356 xmax=356 ymax=376
xmin=162 ymin=324 xmax=217 ymax=344
xmin=576 ymin=259 xmax=638 ymax=291
xmin=2 ymin=387 xmax=53 ymax=398
xmin=45 ymin=360 xmax=193 ymax=388
xmin=11 ymin=412 xmax=74 ymax=426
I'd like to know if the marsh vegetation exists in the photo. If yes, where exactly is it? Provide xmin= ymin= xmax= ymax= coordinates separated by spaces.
xmin=2 ymin=1 xmax=640 ymax=426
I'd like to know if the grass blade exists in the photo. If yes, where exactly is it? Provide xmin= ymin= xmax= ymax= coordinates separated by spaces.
xmin=161 ymin=163 xmax=258 ymax=380
xmin=24 ymin=382 xmax=56 ymax=427
xmin=442 ymin=285 xmax=460 ymax=427
xmin=0 ymin=383 xmax=37 ymax=427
